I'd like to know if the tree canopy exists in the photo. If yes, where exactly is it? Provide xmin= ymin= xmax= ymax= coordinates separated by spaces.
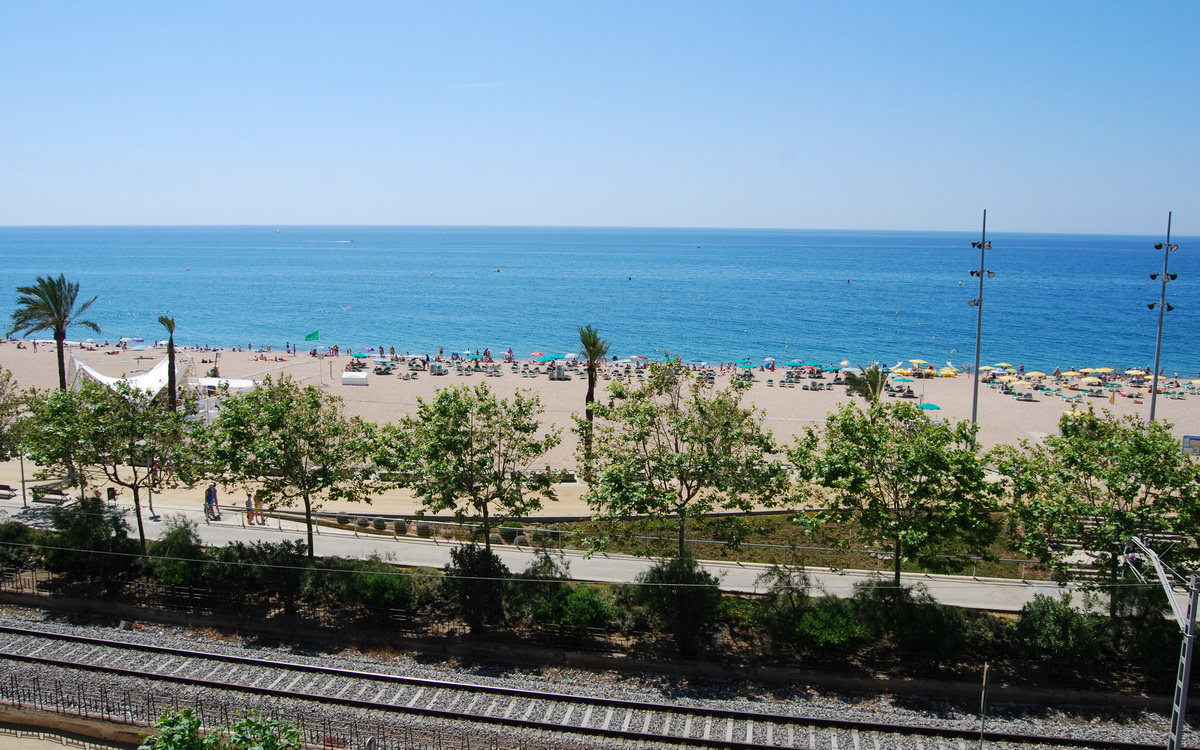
xmin=21 ymin=380 xmax=190 ymax=552
xmin=582 ymin=358 xmax=788 ymax=556
xmin=8 ymin=274 xmax=101 ymax=389
xmin=197 ymin=375 xmax=375 ymax=558
xmin=993 ymin=408 xmax=1200 ymax=615
xmin=388 ymin=382 xmax=561 ymax=548
xmin=790 ymin=400 xmax=1003 ymax=587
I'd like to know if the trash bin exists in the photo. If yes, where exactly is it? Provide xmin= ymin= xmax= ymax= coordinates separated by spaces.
xmin=106 ymin=487 xmax=117 ymax=502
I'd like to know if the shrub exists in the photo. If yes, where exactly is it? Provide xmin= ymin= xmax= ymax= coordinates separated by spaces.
xmin=515 ymin=549 xmax=571 ymax=624
xmin=754 ymin=564 xmax=810 ymax=644
xmin=336 ymin=514 xmax=350 ymax=525
xmin=560 ymin=584 xmax=616 ymax=630
xmin=499 ymin=522 xmax=522 ymax=544
xmin=442 ymin=543 xmax=510 ymax=633
xmin=796 ymin=596 xmax=869 ymax=647
xmin=632 ymin=556 xmax=721 ymax=658
xmin=488 ymin=533 xmax=503 ymax=547
xmin=355 ymin=517 xmax=370 ymax=529
xmin=395 ymin=520 xmax=408 ymax=536
xmin=150 ymin=515 xmax=208 ymax=589
xmin=372 ymin=518 xmax=387 ymax=531
xmin=850 ymin=580 xmax=967 ymax=659
xmin=415 ymin=521 xmax=432 ymax=538
xmin=44 ymin=495 xmax=139 ymax=589
xmin=1015 ymin=593 xmax=1102 ymax=663
xmin=0 ymin=520 xmax=34 ymax=568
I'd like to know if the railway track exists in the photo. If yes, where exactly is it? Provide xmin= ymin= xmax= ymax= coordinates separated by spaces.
xmin=0 ymin=624 xmax=1173 ymax=749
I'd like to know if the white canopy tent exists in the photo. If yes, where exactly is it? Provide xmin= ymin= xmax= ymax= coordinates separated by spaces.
xmin=72 ymin=357 xmax=174 ymax=397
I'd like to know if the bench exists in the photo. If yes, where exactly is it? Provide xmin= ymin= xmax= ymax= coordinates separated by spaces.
xmin=0 ymin=485 xmax=16 ymax=501
xmin=31 ymin=487 xmax=71 ymax=505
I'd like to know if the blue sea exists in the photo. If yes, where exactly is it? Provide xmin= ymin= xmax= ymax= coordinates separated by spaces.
xmin=1 ymin=226 xmax=1197 ymax=376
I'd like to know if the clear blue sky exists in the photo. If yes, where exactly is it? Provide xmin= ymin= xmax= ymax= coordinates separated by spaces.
xmin=2 ymin=2 xmax=1195 ymax=234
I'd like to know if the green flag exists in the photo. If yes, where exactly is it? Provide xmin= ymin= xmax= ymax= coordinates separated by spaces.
xmin=304 ymin=330 xmax=319 ymax=342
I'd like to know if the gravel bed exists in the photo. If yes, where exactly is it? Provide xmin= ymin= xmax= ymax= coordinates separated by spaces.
xmin=0 ymin=606 xmax=1187 ymax=749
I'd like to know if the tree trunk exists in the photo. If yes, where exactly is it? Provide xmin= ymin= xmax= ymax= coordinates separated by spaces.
xmin=893 ymin=536 xmax=903 ymax=589
xmin=482 ymin=502 xmax=491 ymax=551
xmin=677 ymin=514 xmax=687 ymax=558
xmin=302 ymin=491 xmax=315 ymax=559
xmin=55 ymin=333 xmax=68 ymax=390
xmin=582 ymin=365 xmax=597 ymax=482
xmin=166 ymin=337 xmax=177 ymax=411
xmin=132 ymin=487 xmax=147 ymax=555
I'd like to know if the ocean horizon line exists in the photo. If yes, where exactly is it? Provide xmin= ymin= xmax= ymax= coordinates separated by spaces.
xmin=1 ymin=223 xmax=1190 ymax=241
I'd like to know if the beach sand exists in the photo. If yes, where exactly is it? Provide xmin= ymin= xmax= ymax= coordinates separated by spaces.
xmin=2 ymin=342 xmax=1197 ymax=519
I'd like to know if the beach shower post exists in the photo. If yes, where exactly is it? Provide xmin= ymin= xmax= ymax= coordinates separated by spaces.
xmin=968 ymin=210 xmax=992 ymax=425
xmin=1148 ymin=211 xmax=1177 ymax=423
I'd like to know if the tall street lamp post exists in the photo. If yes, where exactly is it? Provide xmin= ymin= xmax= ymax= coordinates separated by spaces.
xmin=1148 ymin=211 xmax=1178 ymax=423
xmin=968 ymin=210 xmax=993 ymax=425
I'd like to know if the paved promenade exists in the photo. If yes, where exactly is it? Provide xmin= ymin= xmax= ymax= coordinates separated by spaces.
xmin=0 ymin=486 xmax=1079 ymax=614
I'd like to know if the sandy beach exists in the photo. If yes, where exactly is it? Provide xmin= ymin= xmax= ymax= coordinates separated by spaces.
xmin=2 ymin=341 xmax=1197 ymax=519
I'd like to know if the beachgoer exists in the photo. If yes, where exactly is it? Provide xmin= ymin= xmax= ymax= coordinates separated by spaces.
xmin=254 ymin=492 xmax=266 ymax=525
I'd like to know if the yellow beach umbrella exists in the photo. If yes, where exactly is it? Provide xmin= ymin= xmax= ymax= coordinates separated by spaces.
xmin=1062 ymin=370 xmax=1081 ymax=376
xmin=980 ymin=365 xmax=996 ymax=371
xmin=1080 ymin=376 xmax=1102 ymax=384
xmin=1125 ymin=369 xmax=1146 ymax=375
xmin=1080 ymin=368 xmax=1096 ymax=373
xmin=1094 ymin=367 xmax=1115 ymax=374
xmin=909 ymin=358 xmax=928 ymax=365
xmin=1025 ymin=371 xmax=1047 ymax=378
xmin=993 ymin=362 xmax=1012 ymax=368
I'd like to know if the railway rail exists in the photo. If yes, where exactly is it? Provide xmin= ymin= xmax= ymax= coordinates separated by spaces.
xmin=0 ymin=624 xmax=1180 ymax=749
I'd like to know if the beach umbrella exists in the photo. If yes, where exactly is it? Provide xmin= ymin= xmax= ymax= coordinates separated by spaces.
xmin=1094 ymin=367 xmax=1115 ymax=374
xmin=119 ymin=337 xmax=133 ymax=343
xmin=1025 ymin=371 xmax=1047 ymax=378
xmin=537 ymin=355 xmax=558 ymax=362
xmin=1125 ymin=369 xmax=1146 ymax=375
xmin=804 ymin=361 xmax=822 ymax=367
xmin=763 ymin=357 xmax=775 ymax=362
xmin=738 ymin=362 xmax=755 ymax=369
xmin=979 ymin=365 xmax=996 ymax=371
xmin=1062 ymin=370 xmax=1081 ymax=376
xmin=565 ymin=353 xmax=579 ymax=359
xmin=466 ymin=354 xmax=482 ymax=359
xmin=993 ymin=362 xmax=1012 ymax=368
xmin=352 ymin=353 xmax=368 ymax=358
xmin=733 ymin=358 xmax=751 ymax=364
xmin=631 ymin=355 xmax=648 ymax=360
xmin=894 ymin=377 xmax=913 ymax=383
xmin=1080 ymin=376 xmax=1102 ymax=384
xmin=785 ymin=361 xmax=803 ymax=367
xmin=918 ymin=403 xmax=941 ymax=410
xmin=909 ymin=358 xmax=928 ymax=365
xmin=373 ymin=358 xmax=389 ymax=363
xmin=823 ymin=365 xmax=841 ymax=371
xmin=529 ymin=351 xmax=544 ymax=357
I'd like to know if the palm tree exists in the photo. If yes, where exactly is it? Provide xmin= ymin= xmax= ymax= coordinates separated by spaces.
xmin=158 ymin=316 xmax=177 ymax=411
xmin=577 ymin=324 xmax=610 ymax=480
xmin=844 ymin=364 xmax=889 ymax=403
xmin=8 ymin=275 xmax=101 ymax=390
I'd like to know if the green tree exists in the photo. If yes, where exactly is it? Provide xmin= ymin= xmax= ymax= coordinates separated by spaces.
xmin=582 ymin=358 xmax=788 ymax=556
xmin=139 ymin=709 xmax=302 ymax=750
xmin=158 ymin=315 xmax=178 ymax=412
xmin=577 ymin=324 xmax=610 ymax=480
xmin=790 ymin=401 xmax=1003 ymax=588
xmin=391 ymin=383 xmax=561 ymax=550
xmin=198 ymin=375 xmax=375 ymax=559
xmin=22 ymin=380 xmax=189 ymax=553
xmin=8 ymin=274 xmax=101 ymax=390
xmin=0 ymin=367 xmax=22 ymax=460
xmin=843 ymin=364 xmax=889 ymax=403
xmin=21 ymin=386 xmax=94 ymax=498
xmin=994 ymin=409 xmax=1200 ymax=618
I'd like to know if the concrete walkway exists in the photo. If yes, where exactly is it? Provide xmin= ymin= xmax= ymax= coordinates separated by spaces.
xmin=0 ymin=488 xmax=1081 ymax=614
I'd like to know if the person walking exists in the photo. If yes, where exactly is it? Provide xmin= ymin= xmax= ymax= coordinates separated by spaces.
xmin=245 ymin=496 xmax=255 ymax=525
xmin=204 ymin=482 xmax=220 ymax=520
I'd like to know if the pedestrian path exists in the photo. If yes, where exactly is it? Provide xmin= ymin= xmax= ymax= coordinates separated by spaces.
xmin=0 ymin=491 xmax=1077 ymax=613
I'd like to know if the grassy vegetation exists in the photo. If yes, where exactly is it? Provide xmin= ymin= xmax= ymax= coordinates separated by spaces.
xmin=542 ymin=511 xmax=1052 ymax=581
